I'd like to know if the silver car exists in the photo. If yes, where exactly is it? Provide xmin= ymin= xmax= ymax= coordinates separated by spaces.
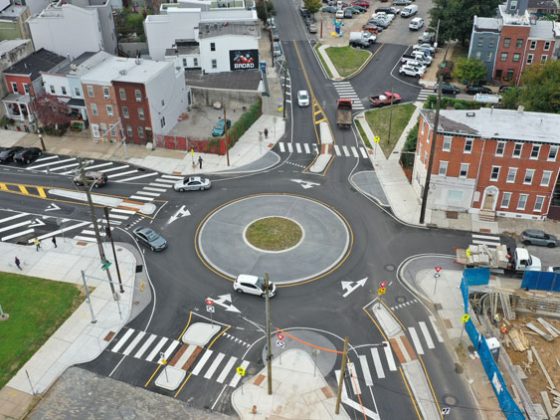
xmin=521 ymin=229 xmax=558 ymax=248
xmin=174 ymin=176 xmax=211 ymax=192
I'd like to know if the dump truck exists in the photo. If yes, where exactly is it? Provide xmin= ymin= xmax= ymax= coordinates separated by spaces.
xmin=336 ymin=99 xmax=353 ymax=128
xmin=456 ymin=244 xmax=542 ymax=274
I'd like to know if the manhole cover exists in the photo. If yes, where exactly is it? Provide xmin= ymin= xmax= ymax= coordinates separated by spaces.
xmin=442 ymin=394 xmax=458 ymax=406
xmin=395 ymin=295 xmax=407 ymax=304
xmin=454 ymin=363 xmax=463 ymax=374
xmin=384 ymin=264 xmax=396 ymax=272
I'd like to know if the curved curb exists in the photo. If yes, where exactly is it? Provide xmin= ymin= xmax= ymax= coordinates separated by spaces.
xmin=313 ymin=42 xmax=375 ymax=81
xmin=349 ymin=171 xmax=391 ymax=208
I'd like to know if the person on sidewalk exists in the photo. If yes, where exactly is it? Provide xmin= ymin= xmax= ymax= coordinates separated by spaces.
xmin=264 ymin=128 xmax=269 ymax=139
xmin=52 ymin=235 xmax=57 ymax=248
xmin=198 ymin=156 xmax=203 ymax=170
xmin=33 ymin=238 xmax=41 ymax=251
xmin=15 ymin=256 xmax=22 ymax=270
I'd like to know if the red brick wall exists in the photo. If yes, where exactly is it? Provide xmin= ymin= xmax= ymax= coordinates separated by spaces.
xmin=494 ymin=25 xmax=530 ymax=84
xmin=82 ymin=83 xmax=122 ymax=141
xmin=113 ymin=81 xmax=152 ymax=145
xmin=522 ymin=38 xmax=556 ymax=70
xmin=4 ymin=74 xmax=33 ymax=96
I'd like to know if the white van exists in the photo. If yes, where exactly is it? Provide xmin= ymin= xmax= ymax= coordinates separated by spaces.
xmin=401 ymin=4 xmax=418 ymax=17
xmin=409 ymin=17 xmax=424 ymax=31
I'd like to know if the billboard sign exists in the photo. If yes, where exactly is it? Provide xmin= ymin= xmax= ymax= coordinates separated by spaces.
xmin=230 ymin=49 xmax=259 ymax=71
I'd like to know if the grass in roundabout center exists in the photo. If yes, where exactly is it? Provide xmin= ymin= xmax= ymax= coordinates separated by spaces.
xmin=245 ymin=217 xmax=303 ymax=252
xmin=0 ymin=272 xmax=83 ymax=388
xmin=324 ymin=46 xmax=370 ymax=78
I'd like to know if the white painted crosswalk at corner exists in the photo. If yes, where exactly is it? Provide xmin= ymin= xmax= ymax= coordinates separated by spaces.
xmin=229 ymin=360 xmax=250 ymax=387
xmin=204 ymin=352 xmax=225 ymax=379
xmin=383 ymin=343 xmax=397 ymax=371
xmin=303 ymin=143 xmax=310 ymax=153
xmin=334 ymin=145 xmax=340 ymax=156
xmin=417 ymin=88 xmax=433 ymax=101
xmin=287 ymin=143 xmax=293 ymax=153
xmin=111 ymin=329 xmax=135 ymax=353
xmin=471 ymin=233 xmax=501 ymax=248
xmin=333 ymin=81 xmax=365 ymax=110
xmin=277 ymin=142 xmax=368 ymax=159
xmin=123 ymin=331 xmax=146 ymax=356
xmin=279 ymin=142 xmax=285 ymax=152
xmin=429 ymin=316 xmax=445 ymax=343
xmin=342 ymin=145 xmax=350 ymax=157
xmin=134 ymin=334 xmax=157 ymax=359
xmin=146 ymin=337 xmax=169 ymax=362
xmin=408 ymin=327 xmax=424 ymax=355
xmin=158 ymin=340 xmax=181 ymax=363
xmin=192 ymin=349 xmax=213 ymax=375
xmin=115 ymin=172 xmax=159 ymax=183
xmin=358 ymin=355 xmax=373 ymax=386
xmin=370 ymin=348 xmax=385 ymax=379
xmin=216 ymin=356 xmax=237 ymax=384
xmin=418 ymin=321 xmax=435 ymax=349
xmin=295 ymin=143 xmax=302 ymax=153
xmin=133 ymin=190 xmax=160 ymax=197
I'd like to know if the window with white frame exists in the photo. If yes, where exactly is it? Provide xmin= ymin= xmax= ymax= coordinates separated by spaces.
xmin=517 ymin=194 xmax=528 ymax=210
xmin=91 ymin=103 xmax=98 ymax=116
xmin=438 ymin=161 xmax=448 ymax=176
xmin=138 ymin=126 xmax=144 ymax=138
xmin=11 ymin=82 xmax=18 ymax=93
xmin=119 ymin=88 xmax=126 ymax=101
xmin=182 ymin=58 xmax=187 ymax=67
xmin=501 ymin=192 xmax=512 ymax=208
xmin=106 ymin=105 xmax=113 ymax=116
xmin=126 ymin=125 xmax=133 ymax=137
xmin=495 ymin=141 xmax=506 ymax=156
xmin=534 ymin=195 xmax=545 ymax=212
xmin=490 ymin=166 xmax=501 ymax=181
xmin=211 ymin=59 xmax=217 ymax=69
xmin=74 ymin=87 xmax=80 ymax=96
xmin=524 ymin=168 xmax=535 ymax=184
xmin=531 ymin=144 xmax=540 ymax=159
xmin=194 ymin=57 xmax=198 ymax=67
xmin=135 ymin=89 xmax=142 ymax=102
xmin=527 ymin=54 xmax=534 ymax=64
xmin=506 ymin=167 xmax=517 ymax=183
xmin=442 ymin=135 xmax=452 ymax=151
xmin=459 ymin=163 xmax=469 ymax=178
xmin=103 ymin=87 xmax=110 ymax=99
xmin=138 ymin=108 xmax=145 ymax=120
xmin=530 ymin=40 xmax=537 ymax=50
xmin=110 ymin=126 xmax=116 ymax=137
xmin=544 ymin=41 xmax=551 ymax=51
xmin=541 ymin=170 xmax=552 ymax=186
xmin=513 ymin=142 xmax=522 ymax=158
xmin=548 ymin=145 xmax=558 ymax=161
xmin=542 ymin=55 xmax=548 ymax=63
xmin=464 ymin=138 xmax=473 ymax=153
xmin=122 ymin=106 xmax=129 ymax=119
xmin=49 ymin=85 xmax=55 ymax=94
xmin=61 ymin=86 xmax=67 ymax=95
xmin=23 ymin=84 xmax=30 ymax=94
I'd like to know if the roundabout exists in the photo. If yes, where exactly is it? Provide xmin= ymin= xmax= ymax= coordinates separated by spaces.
xmin=196 ymin=194 xmax=352 ymax=284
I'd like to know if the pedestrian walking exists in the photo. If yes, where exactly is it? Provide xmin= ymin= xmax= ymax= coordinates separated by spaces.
xmin=15 ymin=256 xmax=22 ymax=270
xmin=198 ymin=155 xmax=203 ymax=170
xmin=51 ymin=235 xmax=57 ymax=248
xmin=264 ymin=128 xmax=268 ymax=139
xmin=33 ymin=237 xmax=41 ymax=251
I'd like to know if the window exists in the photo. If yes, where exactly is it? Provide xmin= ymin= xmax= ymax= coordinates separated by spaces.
xmin=23 ymin=84 xmax=30 ymax=94
xmin=74 ymin=87 xmax=80 ymax=97
xmin=122 ymin=106 xmax=129 ymax=119
xmin=211 ymin=59 xmax=217 ymax=69
xmin=182 ymin=58 xmax=187 ymax=67
xmin=513 ymin=53 xmax=520 ymax=62
xmin=193 ymin=57 xmax=198 ymax=67
xmin=110 ymin=126 xmax=116 ymax=137
xmin=61 ymin=86 xmax=67 ymax=95
xmin=160 ymin=116 xmax=166 ymax=128
xmin=477 ymin=39 xmax=483 ymax=48
xmin=501 ymin=192 xmax=512 ymax=208
xmin=49 ymin=85 xmax=55 ymax=94
xmin=527 ymin=54 xmax=534 ymax=64
xmin=103 ymin=87 xmax=110 ymax=99
xmin=459 ymin=163 xmax=469 ymax=178
xmin=138 ymin=108 xmax=145 ymax=120
xmin=495 ymin=141 xmax=505 ymax=156
xmin=161 ymin=99 xmax=165 ymax=106
xmin=126 ymin=125 xmax=133 ymax=137
xmin=506 ymin=167 xmax=517 ymax=183
xmin=534 ymin=196 xmax=545 ymax=212
xmin=106 ymin=105 xmax=113 ymax=117
xmin=490 ymin=166 xmax=500 ymax=181
xmin=210 ymin=42 xmax=216 ymax=51
xmin=544 ymin=41 xmax=551 ymax=51
xmin=87 ymin=85 xmax=94 ymax=97
xmin=119 ymin=88 xmax=126 ymax=100
xmin=438 ymin=161 xmax=448 ymax=176
xmin=541 ymin=170 xmax=552 ymax=186
xmin=548 ymin=145 xmax=558 ymax=161
xmin=503 ymin=38 xmax=511 ymax=48
xmin=10 ymin=82 xmax=18 ymax=93
xmin=530 ymin=40 xmax=537 ymax=50
xmin=90 ymin=103 xmax=98 ymax=116
xmin=509 ymin=0 xmax=517 ymax=9
xmin=517 ymin=194 xmax=528 ymax=210
xmin=464 ymin=138 xmax=473 ymax=153
xmin=138 ymin=126 xmax=144 ymax=138
xmin=513 ymin=142 xmax=522 ymax=158
xmin=530 ymin=144 xmax=540 ymax=159
xmin=524 ymin=168 xmax=535 ymax=184
xmin=500 ymin=52 xmax=508 ymax=62
xmin=487 ymin=52 xmax=493 ymax=61
xmin=516 ymin=38 xmax=523 ymax=48
xmin=541 ymin=55 xmax=548 ymax=63
xmin=506 ymin=69 xmax=514 ymax=80
xmin=91 ymin=124 xmax=100 ymax=138
xmin=442 ymin=135 xmax=452 ymax=151
xmin=135 ymin=89 xmax=142 ymax=102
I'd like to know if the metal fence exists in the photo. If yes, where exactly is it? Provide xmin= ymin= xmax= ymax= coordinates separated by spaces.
xmin=521 ymin=270 xmax=560 ymax=292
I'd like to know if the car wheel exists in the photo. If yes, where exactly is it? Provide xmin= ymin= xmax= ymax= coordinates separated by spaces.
xmin=547 ymin=243 xmax=556 ymax=248
xmin=522 ymin=240 xmax=531 ymax=245
xmin=150 ymin=246 xmax=155 ymax=251
xmin=180 ymin=188 xmax=185 ymax=192
xmin=200 ymin=187 xmax=204 ymax=191
xmin=235 ymin=288 xmax=243 ymax=293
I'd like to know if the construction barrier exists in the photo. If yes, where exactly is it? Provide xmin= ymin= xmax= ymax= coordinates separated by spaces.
xmin=521 ymin=270 xmax=560 ymax=292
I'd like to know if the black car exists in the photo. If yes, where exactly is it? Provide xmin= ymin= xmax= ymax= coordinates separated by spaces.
xmin=133 ymin=227 xmax=168 ymax=252
xmin=465 ymin=85 xmax=492 ymax=94
xmin=0 ymin=146 xmax=24 ymax=163
xmin=375 ymin=6 xmax=399 ymax=13
xmin=14 ymin=147 xmax=42 ymax=165
xmin=434 ymin=83 xmax=460 ymax=95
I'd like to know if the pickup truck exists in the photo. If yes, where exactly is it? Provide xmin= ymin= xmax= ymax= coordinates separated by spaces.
xmin=336 ymin=99 xmax=353 ymax=128
xmin=349 ymin=31 xmax=376 ymax=48
xmin=401 ymin=51 xmax=432 ymax=65
xmin=456 ymin=244 xmax=542 ymax=274
xmin=369 ymin=91 xmax=401 ymax=107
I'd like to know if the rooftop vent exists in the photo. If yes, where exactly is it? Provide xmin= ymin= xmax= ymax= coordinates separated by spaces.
xmin=466 ymin=112 xmax=476 ymax=117
xmin=119 ymin=69 xmax=127 ymax=75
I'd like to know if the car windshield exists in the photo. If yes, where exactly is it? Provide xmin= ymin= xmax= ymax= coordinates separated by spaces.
xmin=144 ymin=230 xmax=159 ymax=241
xmin=255 ymin=277 xmax=265 ymax=290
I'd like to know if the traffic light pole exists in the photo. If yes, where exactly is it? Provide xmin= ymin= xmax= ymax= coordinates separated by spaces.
xmin=335 ymin=337 xmax=349 ymax=414
xmin=103 ymin=206 xmax=124 ymax=293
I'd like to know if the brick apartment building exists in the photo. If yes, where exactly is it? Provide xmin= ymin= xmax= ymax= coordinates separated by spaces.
xmin=412 ymin=108 xmax=560 ymax=221
xmin=469 ymin=0 xmax=560 ymax=85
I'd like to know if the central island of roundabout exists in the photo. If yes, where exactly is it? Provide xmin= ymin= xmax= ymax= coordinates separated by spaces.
xmin=196 ymin=194 xmax=352 ymax=284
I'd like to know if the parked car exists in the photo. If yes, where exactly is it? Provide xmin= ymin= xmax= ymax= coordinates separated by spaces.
xmin=369 ymin=17 xmax=390 ymax=27
xmin=343 ymin=8 xmax=354 ymax=17
xmin=308 ymin=23 xmax=318 ymax=33
xmin=362 ymin=23 xmax=382 ymax=33
xmin=0 ymin=146 xmax=23 ymax=163
xmin=272 ymin=42 xmax=283 ymax=58
xmin=521 ymin=229 xmax=558 ymax=248
xmin=401 ymin=59 xmax=426 ymax=71
xmin=347 ymin=5 xmax=366 ymax=13
xmin=271 ymin=27 xmax=280 ymax=41
xmin=399 ymin=64 xmax=424 ymax=77
xmin=133 ymin=227 xmax=168 ymax=252
xmin=73 ymin=171 xmax=108 ymax=188
xmin=14 ymin=147 xmax=42 ymax=165
xmin=408 ymin=16 xmax=424 ymax=30
xmin=465 ymin=85 xmax=492 ymax=94
xmin=335 ymin=9 xmax=345 ymax=18
xmin=211 ymin=118 xmax=232 ymax=137
xmin=352 ymin=0 xmax=370 ymax=7
xmin=297 ymin=90 xmax=310 ymax=107
xmin=418 ymin=31 xmax=436 ymax=43
xmin=412 ymin=43 xmax=435 ymax=53
xmin=400 ymin=4 xmax=418 ymax=17
xmin=433 ymin=82 xmax=460 ymax=95
xmin=233 ymin=274 xmax=277 ymax=298
xmin=322 ymin=5 xmax=337 ymax=12
xmin=300 ymin=6 xmax=310 ymax=16
xmin=173 ymin=176 xmax=211 ymax=192
xmin=393 ymin=0 xmax=411 ymax=5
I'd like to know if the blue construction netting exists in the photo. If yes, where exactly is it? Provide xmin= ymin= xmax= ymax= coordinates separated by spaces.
xmin=521 ymin=270 xmax=560 ymax=292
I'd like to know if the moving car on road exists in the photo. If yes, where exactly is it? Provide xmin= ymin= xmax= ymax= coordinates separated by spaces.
xmin=433 ymin=82 xmax=460 ymax=95
xmin=14 ymin=147 xmax=42 ymax=165
xmin=173 ymin=176 xmax=211 ymax=192
xmin=369 ymin=91 xmax=401 ymax=107
xmin=133 ymin=227 xmax=168 ymax=252
xmin=521 ymin=229 xmax=558 ymax=247
xmin=233 ymin=274 xmax=277 ymax=298
xmin=0 ymin=146 xmax=23 ymax=163
xmin=336 ymin=99 xmax=353 ymax=128
xmin=73 ymin=171 xmax=108 ymax=187
xmin=297 ymin=90 xmax=310 ymax=107
xmin=211 ymin=118 xmax=232 ymax=137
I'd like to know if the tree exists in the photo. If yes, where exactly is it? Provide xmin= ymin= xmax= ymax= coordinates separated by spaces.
xmin=34 ymin=94 xmax=72 ymax=130
xmin=430 ymin=0 xmax=502 ymax=46
xmin=256 ymin=0 xmax=275 ymax=22
xmin=304 ymin=0 xmax=322 ymax=14
xmin=452 ymin=57 xmax=487 ymax=85
xmin=517 ymin=60 xmax=560 ymax=113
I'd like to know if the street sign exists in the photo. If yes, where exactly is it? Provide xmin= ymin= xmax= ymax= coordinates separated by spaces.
xmin=379 ymin=280 xmax=388 ymax=288
xmin=435 ymin=266 xmax=442 ymax=273
xmin=101 ymin=260 xmax=112 ymax=271
xmin=374 ymin=136 xmax=381 ymax=144
xmin=206 ymin=305 xmax=215 ymax=313
xmin=377 ymin=287 xmax=386 ymax=296
xmin=205 ymin=298 xmax=214 ymax=306
xmin=441 ymin=407 xmax=450 ymax=415
xmin=276 ymin=332 xmax=285 ymax=341
xmin=461 ymin=314 xmax=470 ymax=323
xmin=276 ymin=339 xmax=286 ymax=348
xmin=236 ymin=366 xmax=246 ymax=377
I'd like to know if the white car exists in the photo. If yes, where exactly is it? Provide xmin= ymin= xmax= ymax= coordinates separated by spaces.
xmin=399 ymin=64 xmax=424 ymax=77
xmin=173 ymin=176 xmax=211 ymax=192
xmin=412 ymin=43 xmax=436 ymax=54
xmin=401 ymin=59 xmax=427 ymax=70
xmin=233 ymin=274 xmax=277 ymax=297
xmin=335 ymin=9 xmax=344 ymax=18
xmin=297 ymin=90 xmax=310 ymax=107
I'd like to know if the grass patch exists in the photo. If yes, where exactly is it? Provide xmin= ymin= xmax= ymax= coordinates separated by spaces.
xmin=315 ymin=44 xmax=334 ymax=79
xmin=324 ymin=46 xmax=370 ymax=78
xmin=356 ymin=120 xmax=372 ymax=149
xmin=0 ymin=273 xmax=83 ymax=388
xmin=364 ymin=103 xmax=416 ymax=158
xmin=245 ymin=217 xmax=302 ymax=251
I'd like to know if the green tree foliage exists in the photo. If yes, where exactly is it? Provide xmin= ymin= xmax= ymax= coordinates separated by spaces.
xmin=517 ymin=61 xmax=560 ymax=113
xmin=499 ymin=87 xmax=522 ymax=110
xmin=256 ymin=0 xmax=275 ymax=21
xmin=430 ymin=0 xmax=502 ymax=45
xmin=453 ymin=57 xmax=487 ymax=84
xmin=304 ymin=0 xmax=322 ymax=14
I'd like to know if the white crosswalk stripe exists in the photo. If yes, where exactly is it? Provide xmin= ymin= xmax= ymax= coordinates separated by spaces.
xmin=429 ymin=316 xmax=445 ymax=343
xmin=192 ymin=350 xmax=213 ymax=375
xmin=370 ymin=348 xmax=385 ymax=379
xmin=334 ymin=145 xmax=341 ymax=156
xmin=417 ymin=88 xmax=433 ymax=101
xmin=295 ymin=143 xmax=302 ymax=153
xmin=359 ymin=147 xmax=368 ymax=158
xmin=383 ymin=343 xmax=397 ymax=371
xmin=108 ymin=170 xmax=138 ymax=179
xmin=146 ymin=337 xmax=169 ymax=362
xmin=333 ymin=81 xmax=365 ymax=110
xmin=115 ymin=172 xmax=158 ymax=183
xmin=287 ymin=143 xmax=293 ymax=153
xmin=303 ymin=143 xmax=310 ymax=153
xmin=471 ymin=233 xmax=501 ymax=248
xmin=342 ymin=145 xmax=350 ymax=157
xmin=229 ymin=360 xmax=250 ymax=387
xmin=419 ymin=321 xmax=435 ymax=349
xmin=134 ymin=334 xmax=157 ymax=359
xmin=216 ymin=356 xmax=237 ymax=384
xmin=358 ymin=355 xmax=373 ymax=386
xmin=279 ymin=142 xmax=285 ymax=152
xmin=111 ymin=329 xmax=135 ymax=353
xmin=204 ymin=352 xmax=225 ymax=379
xmin=123 ymin=331 xmax=146 ymax=356
xmin=408 ymin=327 xmax=424 ymax=355
xmin=351 ymin=146 xmax=359 ymax=158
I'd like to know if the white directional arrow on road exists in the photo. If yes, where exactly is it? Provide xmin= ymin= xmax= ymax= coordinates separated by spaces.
xmin=167 ymin=205 xmax=191 ymax=225
xmin=291 ymin=179 xmax=320 ymax=190
xmin=341 ymin=278 xmax=368 ymax=298
xmin=45 ymin=203 xmax=61 ymax=212
xmin=207 ymin=293 xmax=241 ymax=313
xmin=29 ymin=218 xmax=46 ymax=228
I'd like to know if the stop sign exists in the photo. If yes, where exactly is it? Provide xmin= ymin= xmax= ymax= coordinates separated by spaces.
xmin=276 ymin=332 xmax=285 ymax=341
xmin=205 ymin=298 xmax=214 ymax=306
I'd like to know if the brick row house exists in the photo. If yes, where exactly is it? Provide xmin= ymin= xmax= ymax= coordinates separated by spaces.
xmin=412 ymin=108 xmax=560 ymax=221
xmin=468 ymin=0 xmax=560 ymax=85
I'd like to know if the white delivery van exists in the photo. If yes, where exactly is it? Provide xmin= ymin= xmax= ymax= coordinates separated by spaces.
xmin=408 ymin=17 xmax=424 ymax=30
xmin=401 ymin=4 xmax=418 ymax=17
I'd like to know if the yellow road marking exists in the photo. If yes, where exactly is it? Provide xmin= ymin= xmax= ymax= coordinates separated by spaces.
xmin=173 ymin=371 xmax=193 ymax=398
xmin=144 ymin=363 xmax=163 ymax=388
xmin=176 ymin=311 xmax=193 ymax=340
xmin=418 ymin=355 xmax=443 ymax=418
xmin=36 ymin=187 xmax=47 ymax=198
xmin=18 ymin=185 xmax=29 ymax=195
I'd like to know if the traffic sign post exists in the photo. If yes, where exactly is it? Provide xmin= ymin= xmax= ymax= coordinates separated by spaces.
xmin=433 ymin=266 xmax=443 ymax=294
xmin=460 ymin=313 xmax=470 ymax=343
xmin=205 ymin=298 xmax=215 ymax=324
xmin=376 ymin=280 xmax=388 ymax=308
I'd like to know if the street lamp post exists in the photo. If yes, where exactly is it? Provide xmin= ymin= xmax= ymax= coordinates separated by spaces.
xmin=103 ymin=206 xmax=124 ymax=293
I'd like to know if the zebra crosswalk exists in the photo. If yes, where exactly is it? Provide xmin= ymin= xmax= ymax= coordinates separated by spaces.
xmin=333 ymin=81 xmax=365 ymax=111
xmin=108 ymin=327 xmax=249 ymax=388
xmin=277 ymin=142 xmax=369 ymax=159
xmin=416 ymin=88 xmax=433 ymax=102
xmin=471 ymin=233 xmax=501 ymax=249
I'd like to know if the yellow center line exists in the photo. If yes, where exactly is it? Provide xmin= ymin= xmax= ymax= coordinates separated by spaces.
xmin=176 ymin=311 xmax=193 ymax=340
xmin=144 ymin=363 xmax=163 ymax=388
xmin=18 ymin=185 xmax=29 ymax=195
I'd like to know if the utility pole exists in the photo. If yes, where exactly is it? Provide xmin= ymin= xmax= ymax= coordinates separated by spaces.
xmin=335 ymin=337 xmax=349 ymax=414
xmin=223 ymin=104 xmax=230 ymax=167
xmin=103 ymin=206 xmax=124 ymax=293
xmin=434 ymin=19 xmax=441 ymax=48
xmin=282 ymin=62 xmax=288 ymax=120
xmin=387 ymin=85 xmax=394 ymax=146
xmin=264 ymin=272 xmax=273 ymax=395
xmin=38 ymin=132 xmax=46 ymax=152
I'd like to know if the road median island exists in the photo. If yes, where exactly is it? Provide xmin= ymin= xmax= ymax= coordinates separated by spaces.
xmin=324 ymin=46 xmax=370 ymax=78
xmin=245 ymin=217 xmax=303 ymax=252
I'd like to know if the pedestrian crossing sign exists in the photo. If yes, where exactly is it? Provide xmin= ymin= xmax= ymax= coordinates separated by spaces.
xmin=461 ymin=314 xmax=470 ymax=324
xmin=236 ymin=366 xmax=246 ymax=377
xmin=374 ymin=136 xmax=380 ymax=144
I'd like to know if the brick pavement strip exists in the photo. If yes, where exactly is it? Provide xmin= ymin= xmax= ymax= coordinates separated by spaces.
xmin=27 ymin=367 xmax=233 ymax=420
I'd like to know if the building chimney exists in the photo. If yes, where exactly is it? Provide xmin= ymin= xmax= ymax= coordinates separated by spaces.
xmin=517 ymin=105 xmax=524 ymax=113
